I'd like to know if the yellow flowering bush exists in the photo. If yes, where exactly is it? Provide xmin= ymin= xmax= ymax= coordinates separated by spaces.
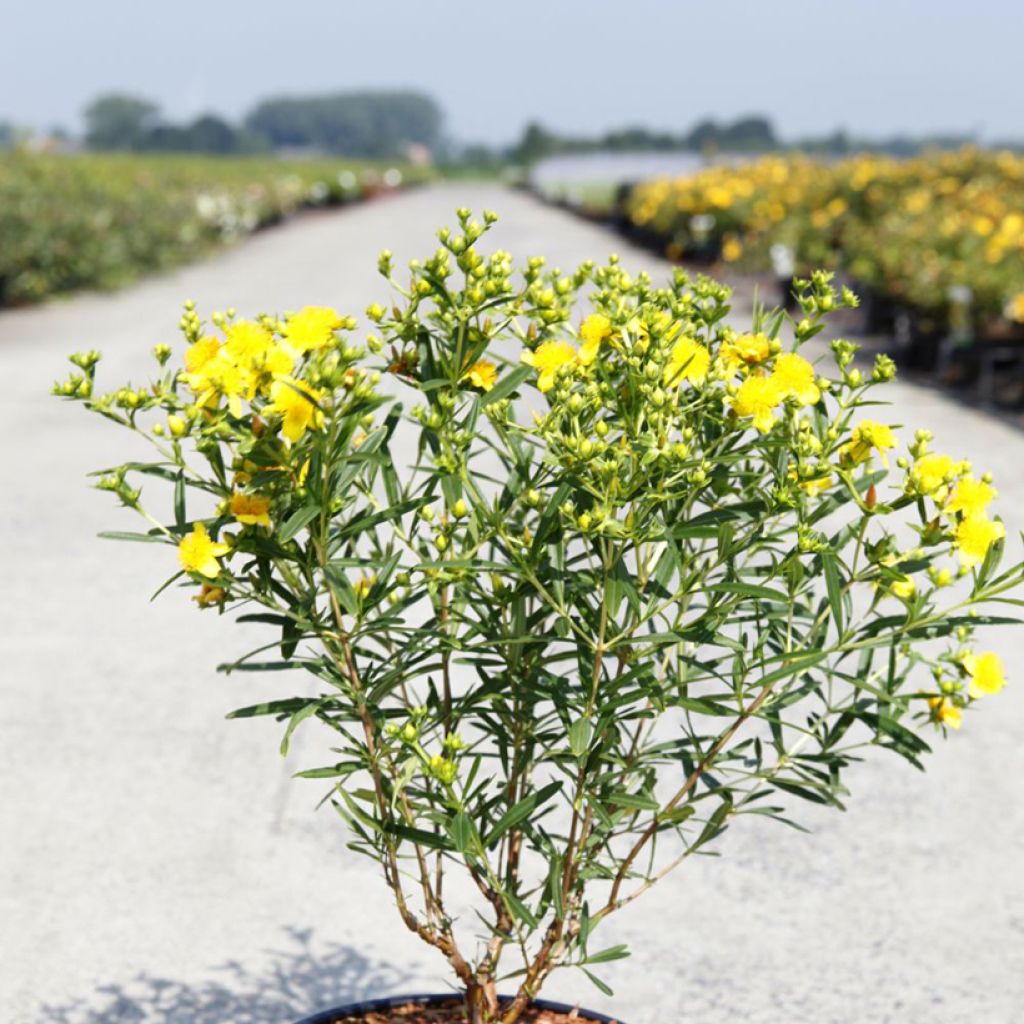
xmin=56 ymin=211 xmax=1024 ymax=1024
xmin=625 ymin=148 xmax=1024 ymax=334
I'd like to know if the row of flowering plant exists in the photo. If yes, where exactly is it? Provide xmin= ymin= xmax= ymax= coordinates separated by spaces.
xmin=625 ymin=148 xmax=1024 ymax=332
xmin=56 ymin=211 xmax=1023 ymax=1023
xmin=0 ymin=150 xmax=419 ymax=306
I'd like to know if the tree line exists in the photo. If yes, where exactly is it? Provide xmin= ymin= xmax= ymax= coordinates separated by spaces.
xmin=79 ymin=91 xmax=444 ymax=158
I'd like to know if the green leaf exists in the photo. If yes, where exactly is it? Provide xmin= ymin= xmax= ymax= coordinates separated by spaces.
xmin=547 ymin=854 xmax=565 ymax=919
xmin=484 ymin=781 xmax=562 ymax=847
xmin=281 ymin=617 xmax=302 ymax=660
xmin=582 ymin=969 xmax=614 ymax=997
xmin=278 ymin=503 xmax=321 ymax=543
xmin=607 ymin=791 xmax=659 ymax=811
xmin=98 ymin=530 xmax=168 ymax=543
xmin=707 ymin=581 xmax=789 ymax=602
xmin=280 ymin=700 xmax=322 ymax=756
xmin=173 ymin=473 xmax=186 ymax=530
xmin=568 ymin=718 xmax=593 ymax=758
xmin=757 ymin=650 xmax=828 ymax=687
xmin=227 ymin=698 xmax=316 ymax=720
xmin=676 ymin=695 xmax=735 ymax=717
xmin=504 ymin=890 xmax=539 ymax=929
xmin=583 ymin=944 xmax=631 ymax=965
xmin=447 ymin=812 xmax=477 ymax=854
xmin=294 ymin=762 xmax=360 ymax=780
xmin=384 ymin=822 xmax=453 ymax=851
xmin=771 ymin=777 xmax=838 ymax=806
xmin=692 ymin=797 xmax=733 ymax=849
xmin=822 ymin=552 xmax=844 ymax=635
xmin=658 ymin=804 xmax=696 ymax=826
xmin=338 ymin=498 xmax=420 ymax=540
xmin=481 ymin=364 xmax=532 ymax=406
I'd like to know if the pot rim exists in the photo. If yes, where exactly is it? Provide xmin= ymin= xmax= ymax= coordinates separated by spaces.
xmin=293 ymin=991 xmax=623 ymax=1024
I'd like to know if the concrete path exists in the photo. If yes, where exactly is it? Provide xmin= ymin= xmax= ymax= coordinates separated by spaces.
xmin=2 ymin=185 xmax=1022 ymax=1024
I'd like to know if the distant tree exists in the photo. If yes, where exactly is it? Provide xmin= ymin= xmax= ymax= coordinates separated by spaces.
xmin=719 ymin=116 xmax=777 ymax=151
xmin=452 ymin=143 xmax=505 ymax=171
xmin=83 ymin=93 xmax=160 ymax=151
xmin=182 ymin=114 xmax=238 ymax=154
xmin=601 ymin=127 xmax=678 ymax=152
xmin=0 ymin=121 xmax=14 ymax=149
xmin=685 ymin=119 xmax=720 ymax=152
xmin=142 ymin=124 xmax=191 ymax=152
xmin=245 ymin=91 xmax=443 ymax=157
xmin=107 ymin=110 xmax=268 ymax=156
xmin=512 ymin=122 xmax=561 ymax=164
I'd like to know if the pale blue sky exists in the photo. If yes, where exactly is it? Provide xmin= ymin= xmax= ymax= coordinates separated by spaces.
xmin=2 ymin=0 xmax=1021 ymax=143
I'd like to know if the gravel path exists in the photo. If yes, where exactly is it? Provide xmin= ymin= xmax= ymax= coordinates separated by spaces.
xmin=2 ymin=184 xmax=1022 ymax=1024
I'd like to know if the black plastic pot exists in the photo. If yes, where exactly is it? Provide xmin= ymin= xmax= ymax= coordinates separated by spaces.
xmin=294 ymin=992 xmax=623 ymax=1024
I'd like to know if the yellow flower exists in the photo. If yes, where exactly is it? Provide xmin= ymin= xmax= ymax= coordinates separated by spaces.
xmin=721 ymin=236 xmax=743 ymax=262
xmin=732 ymin=375 xmax=784 ymax=433
xmin=789 ymin=469 xmax=833 ymax=496
xmin=720 ymin=332 xmax=771 ymax=372
xmin=178 ymin=523 xmax=230 ymax=579
xmin=579 ymin=314 xmax=613 ymax=365
xmin=963 ymin=651 xmax=1007 ymax=698
xmin=225 ymin=320 xmax=275 ymax=366
xmin=521 ymin=340 xmax=578 ymax=392
xmin=193 ymin=583 xmax=227 ymax=607
xmin=353 ymin=573 xmax=377 ymax=598
xmin=840 ymin=420 xmax=897 ymax=467
xmin=229 ymin=492 xmax=272 ymax=527
xmin=183 ymin=336 xmax=221 ymax=374
xmin=909 ymin=453 xmax=956 ymax=496
xmin=242 ymin=339 xmax=296 ymax=385
xmin=955 ymin=514 xmax=1005 ymax=568
xmin=664 ymin=336 xmax=710 ymax=387
xmin=946 ymin=476 xmax=996 ymax=518
xmin=890 ymin=575 xmax=916 ymax=600
xmin=771 ymin=353 xmax=820 ymax=406
xmin=285 ymin=306 xmax=343 ymax=352
xmin=928 ymin=696 xmax=962 ymax=730
xmin=462 ymin=359 xmax=498 ymax=391
xmin=265 ymin=377 xmax=324 ymax=443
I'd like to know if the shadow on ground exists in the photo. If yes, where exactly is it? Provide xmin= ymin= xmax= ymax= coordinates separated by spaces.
xmin=24 ymin=927 xmax=413 ymax=1024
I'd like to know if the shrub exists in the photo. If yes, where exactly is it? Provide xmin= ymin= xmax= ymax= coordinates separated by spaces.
xmin=0 ymin=152 xmax=424 ymax=305
xmin=56 ymin=211 xmax=1022 ymax=1023
xmin=625 ymin=149 xmax=1024 ymax=329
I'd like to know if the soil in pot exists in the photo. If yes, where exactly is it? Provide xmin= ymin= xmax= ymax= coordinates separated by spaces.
xmin=320 ymin=998 xmax=619 ymax=1024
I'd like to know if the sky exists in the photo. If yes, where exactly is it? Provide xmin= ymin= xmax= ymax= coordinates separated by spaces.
xmin=2 ymin=0 xmax=1021 ymax=145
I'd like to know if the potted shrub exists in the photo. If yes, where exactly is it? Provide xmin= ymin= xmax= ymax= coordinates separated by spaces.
xmin=55 ymin=210 xmax=1022 ymax=1023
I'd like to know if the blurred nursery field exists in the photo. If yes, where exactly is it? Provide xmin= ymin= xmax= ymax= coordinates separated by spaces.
xmin=622 ymin=149 xmax=1024 ymax=331
xmin=532 ymin=147 xmax=1024 ymax=406
xmin=0 ymin=152 xmax=427 ymax=305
